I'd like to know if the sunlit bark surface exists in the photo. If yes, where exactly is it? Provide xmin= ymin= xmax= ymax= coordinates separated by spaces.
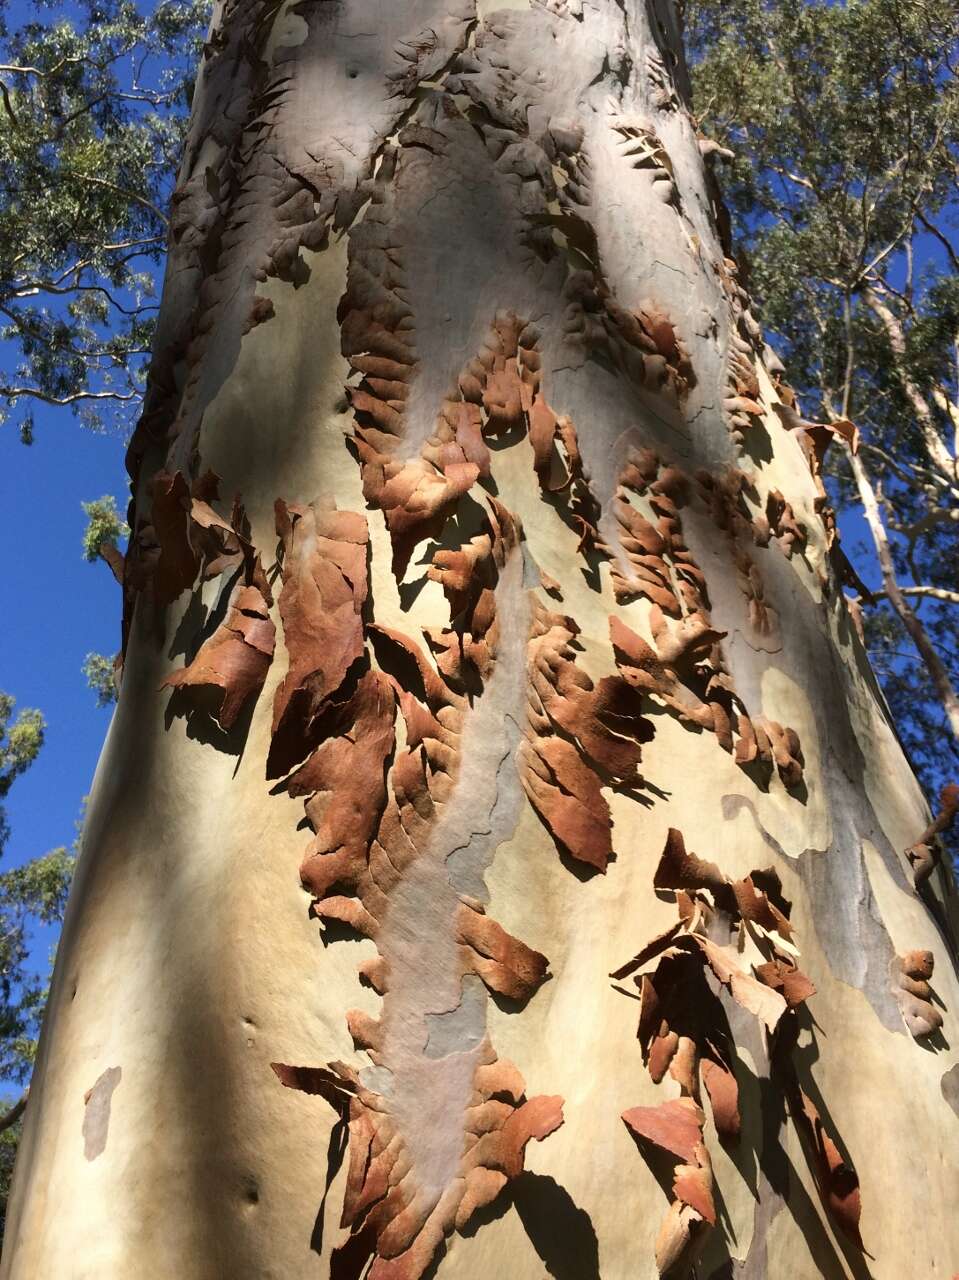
xmin=4 ymin=3 xmax=959 ymax=1278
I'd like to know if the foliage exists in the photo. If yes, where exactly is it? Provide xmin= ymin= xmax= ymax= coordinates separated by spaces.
xmin=81 ymin=493 xmax=127 ymax=561
xmin=0 ymin=1107 xmax=21 ymax=1241
xmin=83 ymin=652 xmax=119 ymax=707
xmin=0 ymin=0 xmax=208 ymax=439
xmin=686 ymin=0 xmax=959 ymax=807
xmin=0 ymin=696 xmax=74 ymax=1088
xmin=0 ymin=694 xmax=75 ymax=1236
xmin=0 ymin=694 xmax=43 ymax=855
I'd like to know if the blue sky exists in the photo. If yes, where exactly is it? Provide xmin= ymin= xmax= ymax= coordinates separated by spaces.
xmin=0 ymin=422 xmax=126 ymax=885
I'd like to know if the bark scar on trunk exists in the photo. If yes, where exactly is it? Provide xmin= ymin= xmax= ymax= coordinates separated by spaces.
xmin=82 ymin=1066 xmax=122 ymax=1162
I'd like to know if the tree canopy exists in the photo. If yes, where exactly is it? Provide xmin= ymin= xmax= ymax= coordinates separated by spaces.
xmin=0 ymin=0 xmax=206 ymax=439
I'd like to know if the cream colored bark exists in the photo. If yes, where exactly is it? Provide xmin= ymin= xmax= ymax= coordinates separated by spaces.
xmin=4 ymin=4 xmax=959 ymax=1280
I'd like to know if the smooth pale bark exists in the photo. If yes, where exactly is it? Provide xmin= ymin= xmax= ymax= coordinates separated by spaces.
xmin=4 ymin=3 xmax=959 ymax=1279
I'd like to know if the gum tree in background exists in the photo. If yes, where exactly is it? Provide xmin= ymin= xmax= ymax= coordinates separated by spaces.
xmin=686 ymin=0 xmax=959 ymax=802
xmin=3 ymin=3 xmax=959 ymax=1280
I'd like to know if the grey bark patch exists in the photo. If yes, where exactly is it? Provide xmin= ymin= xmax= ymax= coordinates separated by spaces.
xmin=363 ymin=546 xmax=535 ymax=1199
xmin=82 ymin=1066 xmax=121 ymax=1161
xmin=424 ymin=975 xmax=487 ymax=1059
xmin=942 ymin=1064 xmax=959 ymax=1120
xmin=794 ymin=834 xmax=901 ymax=1034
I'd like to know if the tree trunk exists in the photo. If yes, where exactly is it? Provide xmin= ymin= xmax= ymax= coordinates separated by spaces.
xmin=4 ymin=3 xmax=959 ymax=1278
xmin=847 ymin=445 xmax=959 ymax=748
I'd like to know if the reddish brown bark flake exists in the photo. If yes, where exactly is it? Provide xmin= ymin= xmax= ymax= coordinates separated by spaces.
xmin=890 ymin=950 xmax=944 ymax=1039
xmin=790 ymin=1090 xmax=865 ymax=1253
xmin=622 ymin=1097 xmax=705 ymax=1166
xmin=154 ymin=479 xmax=277 ymax=727
xmin=127 ymin=469 xmax=272 ymax=609
xmin=610 ymin=613 xmax=805 ymax=787
xmin=268 ymin=500 xmax=369 ymax=778
xmin=162 ymin=583 xmax=275 ymax=729
xmin=905 ymin=781 xmax=959 ymax=888
xmin=520 ymin=600 xmax=650 ymax=871
xmin=623 ymin=1098 xmax=715 ymax=1276
xmin=268 ymin=495 xmax=563 ymax=1278
xmin=148 ymin=469 xmax=200 ymax=604
xmin=294 ymin=668 xmax=398 ymax=905
xmin=273 ymin=1054 xmax=563 ymax=1280
xmin=614 ymin=829 xmax=851 ymax=1271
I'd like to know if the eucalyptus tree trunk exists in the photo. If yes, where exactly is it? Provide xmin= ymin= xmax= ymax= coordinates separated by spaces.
xmin=4 ymin=3 xmax=959 ymax=1279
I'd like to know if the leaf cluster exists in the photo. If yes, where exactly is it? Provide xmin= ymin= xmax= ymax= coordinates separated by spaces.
xmin=81 ymin=492 xmax=127 ymax=561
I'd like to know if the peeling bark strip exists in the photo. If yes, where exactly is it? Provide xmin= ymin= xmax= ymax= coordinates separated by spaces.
xmin=520 ymin=599 xmax=651 ymax=871
xmin=905 ymin=781 xmax=959 ymax=888
xmin=615 ymin=828 xmax=865 ymax=1272
xmin=890 ymin=951 xmax=943 ymax=1039
xmin=270 ymin=499 xmax=564 ymax=1276
xmin=130 ymin=469 xmax=270 ymax=606
xmin=610 ymin=612 xmax=804 ymax=787
xmin=272 ymin=1057 xmax=562 ymax=1280
xmin=623 ymin=1098 xmax=714 ymax=1276
xmin=132 ymin=470 xmax=278 ymax=725
xmin=161 ymin=584 xmax=274 ymax=730
xmin=267 ymin=501 xmax=369 ymax=779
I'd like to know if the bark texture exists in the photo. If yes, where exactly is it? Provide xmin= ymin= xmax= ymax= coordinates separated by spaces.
xmin=4 ymin=3 xmax=959 ymax=1278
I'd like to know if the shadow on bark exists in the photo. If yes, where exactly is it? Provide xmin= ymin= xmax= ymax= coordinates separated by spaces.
xmin=310 ymin=1115 xmax=349 ymax=1257
xmin=162 ymin=567 xmax=260 ymax=763
xmin=739 ymin=420 xmax=773 ymax=468
xmin=776 ymin=1015 xmax=876 ymax=1280
xmin=667 ymin=1020 xmax=876 ymax=1280
xmin=163 ymin=683 xmax=258 ymax=763
xmin=456 ymin=1170 xmax=600 ymax=1280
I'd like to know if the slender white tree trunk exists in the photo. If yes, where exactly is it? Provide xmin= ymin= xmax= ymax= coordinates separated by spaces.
xmin=4 ymin=3 xmax=959 ymax=1278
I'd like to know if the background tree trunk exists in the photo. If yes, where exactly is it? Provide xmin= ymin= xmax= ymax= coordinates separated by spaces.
xmin=3 ymin=3 xmax=958 ymax=1278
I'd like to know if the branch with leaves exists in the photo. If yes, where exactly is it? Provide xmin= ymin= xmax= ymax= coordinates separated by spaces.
xmin=0 ymin=1 xmax=207 ymax=439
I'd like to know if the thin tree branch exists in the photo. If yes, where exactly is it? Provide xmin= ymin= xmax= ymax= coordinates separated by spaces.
xmin=859 ymin=441 xmax=950 ymax=492
xmin=0 ymin=79 xmax=17 ymax=128
xmin=896 ymin=508 xmax=959 ymax=543
xmin=863 ymin=586 xmax=959 ymax=606
xmin=0 ymin=386 xmax=138 ymax=407
xmin=863 ymin=286 xmax=959 ymax=485
xmin=849 ymin=447 xmax=959 ymax=747
xmin=916 ymin=208 xmax=959 ymax=274
xmin=0 ymin=1092 xmax=26 ymax=1134
xmin=6 ymin=281 xmax=158 ymax=318
xmin=68 ymin=174 xmax=169 ymax=230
